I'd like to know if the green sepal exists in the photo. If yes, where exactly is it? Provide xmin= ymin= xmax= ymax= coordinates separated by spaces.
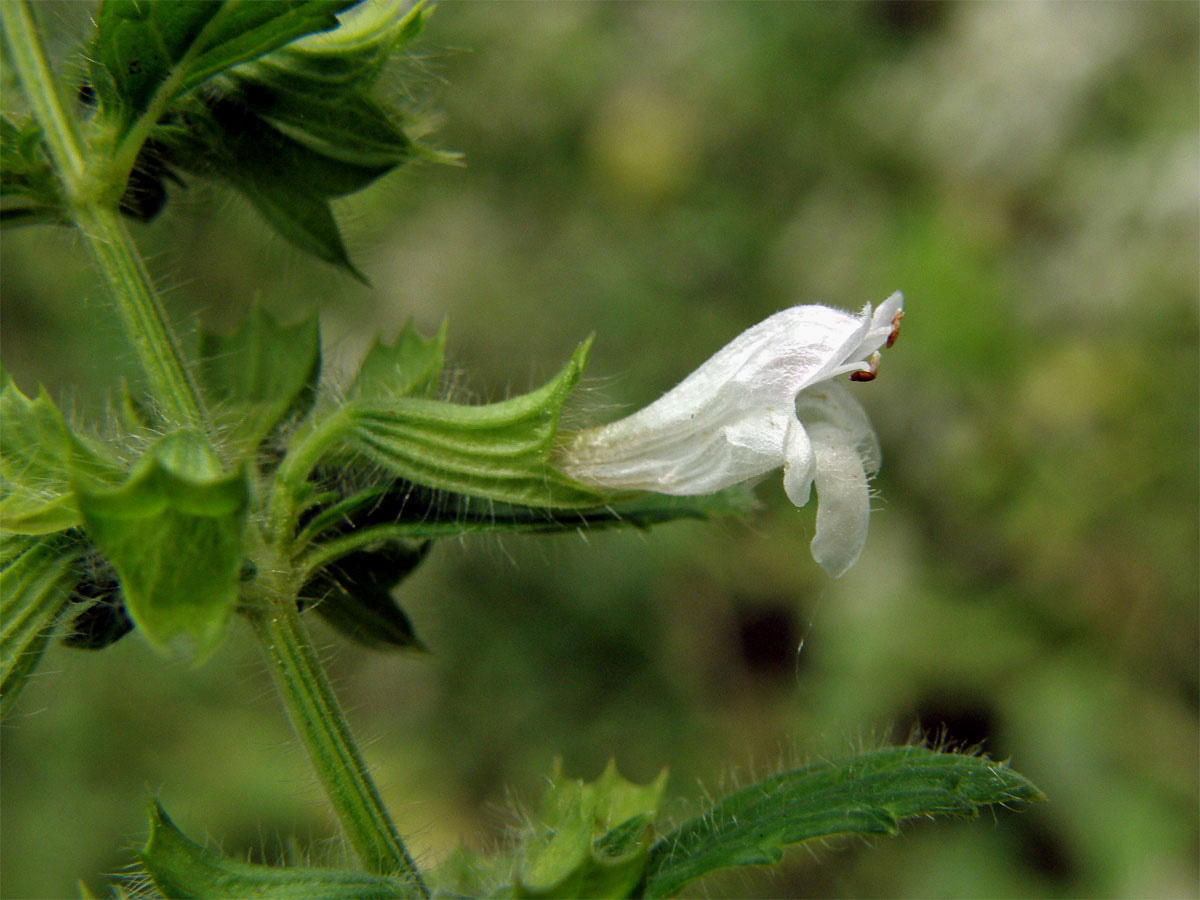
xmin=0 ymin=375 xmax=125 ymax=535
xmin=236 ymin=0 xmax=430 ymax=98
xmin=432 ymin=760 xmax=667 ymax=900
xmin=350 ymin=320 xmax=447 ymax=400
xmin=341 ymin=339 xmax=608 ymax=508
xmin=516 ymin=760 xmax=669 ymax=899
xmin=141 ymin=798 xmax=412 ymax=899
xmin=87 ymin=0 xmax=357 ymax=143
xmin=75 ymin=430 xmax=248 ymax=656
xmin=642 ymin=746 xmax=1046 ymax=898
xmin=0 ymin=114 xmax=65 ymax=226
xmin=198 ymin=305 xmax=321 ymax=456
xmin=0 ymin=532 xmax=82 ymax=715
xmin=239 ymin=87 xmax=412 ymax=171
xmin=301 ymin=540 xmax=428 ymax=652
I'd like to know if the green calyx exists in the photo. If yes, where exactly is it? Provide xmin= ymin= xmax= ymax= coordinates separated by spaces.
xmin=75 ymin=429 xmax=248 ymax=656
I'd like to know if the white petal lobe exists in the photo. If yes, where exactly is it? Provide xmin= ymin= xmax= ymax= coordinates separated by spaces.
xmin=808 ymin=422 xmax=872 ymax=579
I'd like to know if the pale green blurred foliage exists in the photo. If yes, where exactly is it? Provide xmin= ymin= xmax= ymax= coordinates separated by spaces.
xmin=2 ymin=2 xmax=1196 ymax=898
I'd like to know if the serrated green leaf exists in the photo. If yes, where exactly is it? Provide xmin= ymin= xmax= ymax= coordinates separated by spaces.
xmin=85 ymin=0 xmax=444 ymax=273
xmin=141 ymin=798 xmax=411 ymax=899
xmin=0 ymin=376 xmax=125 ymax=534
xmin=156 ymin=96 xmax=375 ymax=278
xmin=643 ymin=746 xmax=1046 ymax=898
xmin=199 ymin=305 xmax=321 ymax=455
xmin=301 ymin=540 xmax=428 ymax=651
xmin=339 ymin=340 xmax=608 ymax=508
xmin=349 ymin=320 xmax=447 ymax=400
xmin=163 ymin=96 xmax=375 ymax=277
xmin=88 ymin=0 xmax=357 ymax=141
xmin=75 ymin=430 xmax=248 ymax=655
xmin=517 ymin=760 xmax=667 ymax=899
xmin=1 ymin=532 xmax=82 ymax=715
xmin=229 ymin=169 xmax=364 ymax=279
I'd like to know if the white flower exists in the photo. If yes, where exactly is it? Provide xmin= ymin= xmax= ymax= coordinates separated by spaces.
xmin=556 ymin=291 xmax=903 ymax=577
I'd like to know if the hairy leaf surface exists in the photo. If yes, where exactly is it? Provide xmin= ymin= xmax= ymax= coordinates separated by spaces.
xmin=643 ymin=746 xmax=1046 ymax=897
xmin=0 ymin=375 xmax=124 ymax=534
xmin=142 ymin=799 xmax=410 ymax=899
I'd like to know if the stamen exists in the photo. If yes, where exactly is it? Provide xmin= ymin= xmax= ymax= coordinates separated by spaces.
xmin=887 ymin=308 xmax=904 ymax=348
xmin=850 ymin=352 xmax=881 ymax=382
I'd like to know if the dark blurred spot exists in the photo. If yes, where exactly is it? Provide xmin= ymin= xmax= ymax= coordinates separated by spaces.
xmin=1178 ymin=668 xmax=1200 ymax=713
xmin=736 ymin=604 xmax=800 ymax=681
xmin=119 ymin=167 xmax=168 ymax=221
xmin=63 ymin=599 xmax=134 ymax=650
xmin=118 ymin=141 xmax=183 ymax=223
xmin=76 ymin=80 xmax=96 ymax=108
xmin=874 ymin=0 xmax=950 ymax=37
xmin=909 ymin=694 xmax=997 ymax=750
xmin=1013 ymin=814 xmax=1078 ymax=885
xmin=67 ymin=567 xmax=118 ymax=605
xmin=64 ymin=555 xmax=134 ymax=650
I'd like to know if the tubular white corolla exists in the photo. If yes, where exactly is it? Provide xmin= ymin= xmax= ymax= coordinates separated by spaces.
xmin=556 ymin=291 xmax=903 ymax=577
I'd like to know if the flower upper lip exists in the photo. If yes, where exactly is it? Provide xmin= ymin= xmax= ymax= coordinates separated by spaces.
xmin=555 ymin=291 xmax=904 ymax=577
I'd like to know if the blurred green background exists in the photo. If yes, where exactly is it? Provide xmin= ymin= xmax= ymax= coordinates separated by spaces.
xmin=2 ymin=2 xmax=1197 ymax=898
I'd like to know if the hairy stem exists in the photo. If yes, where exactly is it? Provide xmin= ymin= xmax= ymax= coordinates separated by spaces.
xmin=245 ymin=583 xmax=428 ymax=895
xmin=73 ymin=204 xmax=206 ymax=424
xmin=3 ymin=0 xmax=205 ymax=426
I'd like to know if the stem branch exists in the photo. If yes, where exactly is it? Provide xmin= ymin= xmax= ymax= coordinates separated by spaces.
xmin=245 ymin=586 xmax=428 ymax=895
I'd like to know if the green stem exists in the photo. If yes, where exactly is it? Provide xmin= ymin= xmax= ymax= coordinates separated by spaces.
xmin=74 ymin=204 xmax=206 ymax=424
xmin=245 ymin=586 xmax=428 ymax=895
xmin=3 ymin=0 xmax=205 ymax=426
